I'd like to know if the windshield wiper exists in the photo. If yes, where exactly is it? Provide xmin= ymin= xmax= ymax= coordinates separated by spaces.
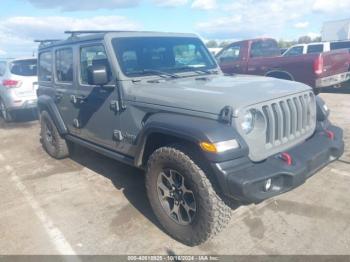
xmin=136 ymin=69 xmax=180 ymax=79
xmin=176 ymin=66 xmax=219 ymax=75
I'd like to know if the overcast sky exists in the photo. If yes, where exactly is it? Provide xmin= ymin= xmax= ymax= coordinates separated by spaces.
xmin=0 ymin=0 xmax=350 ymax=57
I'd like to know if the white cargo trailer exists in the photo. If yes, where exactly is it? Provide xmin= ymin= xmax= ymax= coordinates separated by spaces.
xmin=322 ymin=19 xmax=350 ymax=41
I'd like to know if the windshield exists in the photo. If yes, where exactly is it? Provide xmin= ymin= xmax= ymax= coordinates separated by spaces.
xmin=112 ymin=37 xmax=217 ymax=77
xmin=10 ymin=59 xmax=37 ymax=76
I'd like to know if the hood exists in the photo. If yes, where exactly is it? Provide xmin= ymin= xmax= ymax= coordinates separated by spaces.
xmin=127 ymin=74 xmax=312 ymax=116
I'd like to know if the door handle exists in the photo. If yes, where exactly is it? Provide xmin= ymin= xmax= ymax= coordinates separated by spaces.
xmin=55 ymin=92 xmax=63 ymax=102
xmin=70 ymin=95 xmax=87 ymax=104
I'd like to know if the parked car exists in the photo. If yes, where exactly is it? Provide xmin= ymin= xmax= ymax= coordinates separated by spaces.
xmin=216 ymin=38 xmax=350 ymax=92
xmin=0 ymin=58 xmax=38 ymax=121
xmin=37 ymin=31 xmax=344 ymax=246
xmin=283 ymin=40 xmax=350 ymax=56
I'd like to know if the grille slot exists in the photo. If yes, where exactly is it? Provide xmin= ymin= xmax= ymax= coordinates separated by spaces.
xmin=263 ymin=92 xmax=315 ymax=146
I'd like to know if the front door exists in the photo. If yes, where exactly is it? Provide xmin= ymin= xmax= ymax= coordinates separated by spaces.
xmin=217 ymin=44 xmax=245 ymax=74
xmin=75 ymin=43 xmax=120 ymax=150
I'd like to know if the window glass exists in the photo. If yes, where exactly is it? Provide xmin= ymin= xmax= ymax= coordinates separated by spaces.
xmin=330 ymin=41 xmax=350 ymax=50
xmin=283 ymin=46 xmax=304 ymax=56
xmin=0 ymin=61 xmax=6 ymax=76
xmin=112 ymin=37 xmax=216 ymax=77
xmin=10 ymin=59 xmax=37 ymax=76
xmin=174 ymin=44 xmax=206 ymax=66
xmin=80 ymin=45 xmax=111 ymax=85
xmin=39 ymin=52 xmax=52 ymax=82
xmin=250 ymin=40 xmax=280 ymax=58
xmin=56 ymin=48 xmax=73 ymax=82
xmin=217 ymin=45 xmax=241 ymax=62
xmin=307 ymin=44 xmax=323 ymax=54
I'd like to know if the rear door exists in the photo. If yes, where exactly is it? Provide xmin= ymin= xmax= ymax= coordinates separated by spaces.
xmin=39 ymin=48 xmax=79 ymax=135
xmin=216 ymin=43 xmax=245 ymax=74
xmin=75 ymin=43 xmax=120 ymax=150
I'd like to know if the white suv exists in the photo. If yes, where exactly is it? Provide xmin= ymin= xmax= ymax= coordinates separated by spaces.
xmin=283 ymin=40 xmax=350 ymax=56
xmin=0 ymin=58 xmax=38 ymax=121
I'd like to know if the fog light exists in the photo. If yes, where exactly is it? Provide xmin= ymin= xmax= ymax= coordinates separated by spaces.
xmin=264 ymin=179 xmax=272 ymax=192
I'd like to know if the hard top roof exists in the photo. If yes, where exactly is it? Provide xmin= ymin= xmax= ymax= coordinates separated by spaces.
xmin=37 ymin=30 xmax=199 ymax=50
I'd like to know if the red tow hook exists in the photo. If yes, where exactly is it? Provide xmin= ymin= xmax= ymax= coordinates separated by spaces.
xmin=324 ymin=129 xmax=335 ymax=140
xmin=279 ymin=152 xmax=292 ymax=166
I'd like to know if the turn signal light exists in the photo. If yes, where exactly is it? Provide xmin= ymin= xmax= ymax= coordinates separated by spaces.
xmin=200 ymin=142 xmax=217 ymax=153
xmin=200 ymin=139 xmax=240 ymax=154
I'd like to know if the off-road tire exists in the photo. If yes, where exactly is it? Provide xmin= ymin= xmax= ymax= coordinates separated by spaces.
xmin=0 ymin=99 xmax=14 ymax=122
xmin=40 ymin=110 xmax=69 ymax=159
xmin=145 ymin=146 xmax=232 ymax=246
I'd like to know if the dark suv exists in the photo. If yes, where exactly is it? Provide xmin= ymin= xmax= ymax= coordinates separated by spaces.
xmin=37 ymin=31 xmax=344 ymax=246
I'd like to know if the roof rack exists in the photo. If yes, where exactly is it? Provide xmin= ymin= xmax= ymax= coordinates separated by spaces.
xmin=34 ymin=39 xmax=62 ymax=47
xmin=64 ymin=30 xmax=128 ymax=37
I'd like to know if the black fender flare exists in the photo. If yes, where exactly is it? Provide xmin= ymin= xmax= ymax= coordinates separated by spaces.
xmin=134 ymin=113 xmax=248 ymax=167
xmin=37 ymin=95 xmax=68 ymax=135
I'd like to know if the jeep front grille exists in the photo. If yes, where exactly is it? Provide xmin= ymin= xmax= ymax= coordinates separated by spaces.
xmin=238 ymin=91 xmax=316 ymax=162
xmin=262 ymin=92 xmax=315 ymax=148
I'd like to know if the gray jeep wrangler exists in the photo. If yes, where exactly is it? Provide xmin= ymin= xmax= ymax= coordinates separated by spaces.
xmin=37 ymin=31 xmax=344 ymax=246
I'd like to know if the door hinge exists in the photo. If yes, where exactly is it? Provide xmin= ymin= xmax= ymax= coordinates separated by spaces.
xmin=113 ymin=130 xmax=124 ymax=142
xmin=110 ymin=100 xmax=120 ymax=112
xmin=73 ymin=119 xmax=80 ymax=128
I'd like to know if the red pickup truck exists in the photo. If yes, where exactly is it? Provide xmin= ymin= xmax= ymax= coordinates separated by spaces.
xmin=216 ymin=38 xmax=350 ymax=92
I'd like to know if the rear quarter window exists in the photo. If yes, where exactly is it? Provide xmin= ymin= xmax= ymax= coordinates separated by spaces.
xmin=39 ymin=51 xmax=53 ymax=82
xmin=10 ymin=59 xmax=37 ymax=76
xmin=330 ymin=41 xmax=350 ymax=50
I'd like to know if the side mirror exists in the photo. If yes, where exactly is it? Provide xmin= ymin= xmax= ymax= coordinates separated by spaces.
xmin=87 ymin=65 xmax=109 ymax=86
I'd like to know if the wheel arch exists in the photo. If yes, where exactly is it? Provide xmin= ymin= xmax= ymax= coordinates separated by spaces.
xmin=37 ymin=95 xmax=68 ymax=135
xmin=134 ymin=113 xmax=248 ymax=168
xmin=265 ymin=70 xmax=295 ymax=81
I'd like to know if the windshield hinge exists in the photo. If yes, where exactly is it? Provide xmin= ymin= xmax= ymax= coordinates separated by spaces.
xmin=219 ymin=106 xmax=233 ymax=124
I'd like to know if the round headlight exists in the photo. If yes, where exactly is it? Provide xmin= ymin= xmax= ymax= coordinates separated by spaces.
xmin=241 ymin=110 xmax=255 ymax=134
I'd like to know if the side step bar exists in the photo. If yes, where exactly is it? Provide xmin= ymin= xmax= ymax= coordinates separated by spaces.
xmin=66 ymin=135 xmax=135 ymax=167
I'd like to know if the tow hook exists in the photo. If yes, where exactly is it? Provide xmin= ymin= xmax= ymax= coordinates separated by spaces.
xmin=324 ymin=129 xmax=335 ymax=140
xmin=278 ymin=152 xmax=293 ymax=166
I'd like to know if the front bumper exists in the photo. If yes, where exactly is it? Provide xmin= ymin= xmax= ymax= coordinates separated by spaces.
xmin=315 ymin=72 xmax=350 ymax=88
xmin=211 ymin=124 xmax=344 ymax=203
